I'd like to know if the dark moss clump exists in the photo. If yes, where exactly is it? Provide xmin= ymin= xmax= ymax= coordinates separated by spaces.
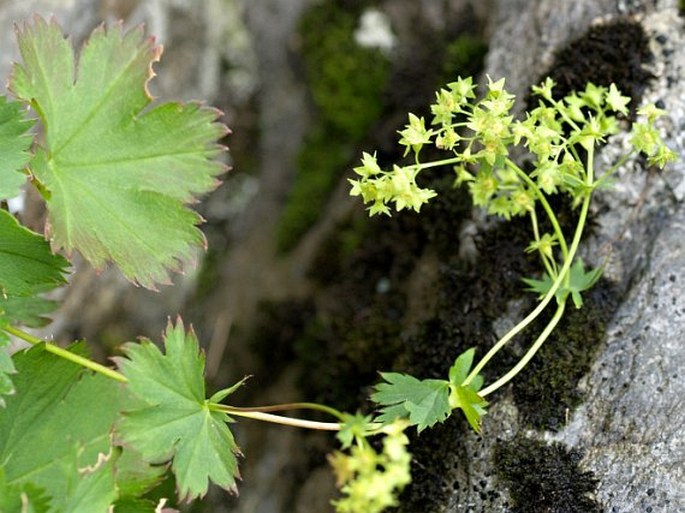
xmin=494 ymin=436 xmax=601 ymax=513
xmin=512 ymin=278 xmax=620 ymax=431
xmin=536 ymin=20 xmax=652 ymax=118
xmin=276 ymin=2 xmax=391 ymax=252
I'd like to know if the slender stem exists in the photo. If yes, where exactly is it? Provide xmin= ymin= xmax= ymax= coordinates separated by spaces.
xmin=221 ymin=402 xmax=346 ymax=421
xmin=464 ymin=147 xmax=596 ymax=387
xmin=529 ymin=208 xmax=556 ymax=279
xmin=2 ymin=325 xmax=128 ymax=383
xmin=480 ymin=300 xmax=566 ymax=396
xmin=213 ymin=404 xmax=341 ymax=431
xmin=507 ymin=159 xmax=569 ymax=259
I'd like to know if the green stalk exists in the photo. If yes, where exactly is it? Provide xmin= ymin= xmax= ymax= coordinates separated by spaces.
xmin=213 ymin=404 xmax=341 ymax=431
xmin=2 ymin=324 xmax=128 ymax=383
xmin=219 ymin=401 xmax=346 ymax=421
xmin=507 ymin=159 xmax=569 ymax=260
xmin=463 ymin=146 xmax=596 ymax=387
xmin=479 ymin=300 xmax=566 ymax=396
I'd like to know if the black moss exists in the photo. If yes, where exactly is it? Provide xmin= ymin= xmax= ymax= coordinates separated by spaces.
xmin=494 ymin=436 xmax=601 ymax=513
xmin=512 ymin=279 xmax=622 ymax=430
xmin=534 ymin=20 xmax=653 ymax=118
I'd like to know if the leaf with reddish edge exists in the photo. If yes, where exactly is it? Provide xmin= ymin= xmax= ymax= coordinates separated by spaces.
xmin=9 ymin=16 xmax=229 ymax=289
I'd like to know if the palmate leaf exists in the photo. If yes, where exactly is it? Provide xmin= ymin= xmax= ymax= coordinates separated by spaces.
xmin=9 ymin=16 xmax=228 ymax=289
xmin=522 ymin=258 xmax=602 ymax=309
xmin=0 ymin=343 xmax=124 ymax=512
xmin=117 ymin=319 xmax=242 ymax=501
xmin=372 ymin=373 xmax=451 ymax=432
xmin=0 ymin=95 xmax=34 ymax=200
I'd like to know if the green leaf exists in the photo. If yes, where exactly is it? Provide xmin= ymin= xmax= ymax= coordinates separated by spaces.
xmin=117 ymin=319 xmax=241 ymax=501
xmin=523 ymin=258 xmax=602 ymax=308
xmin=566 ymin=258 xmax=602 ymax=308
xmin=448 ymin=347 xmax=476 ymax=386
xmin=0 ymin=343 xmax=124 ymax=512
xmin=0 ymin=331 xmax=15 ymax=400
xmin=0 ymin=469 xmax=51 ymax=513
xmin=0 ymin=96 xmax=34 ymax=200
xmin=9 ymin=17 xmax=228 ymax=289
xmin=448 ymin=384 xmax=488 ymax=434
xmin=446 ymin=348 xmax=488 ymax=434
xmin=0 ymin=210 xmax=68 ymax=298
xmin=0 ymin=209 xmax=69 ymax=334
xmin=114 ymin=446 xmax=167 ymax=501
xmin=372 ymin=373 xmax=451 ymax=432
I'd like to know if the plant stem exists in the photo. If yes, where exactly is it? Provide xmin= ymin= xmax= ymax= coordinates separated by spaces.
xmin=463 ymin=146 xmax=596 ymax=387
xmin=479 ymin=300 xmax=566 ymax=396
xmin=213 ymin=404 xmax=341 ymax=431
xmin=2 ymin=324 xmax=128 ymax=383
xmin=221 ymin=402 xmax=346 ymax=421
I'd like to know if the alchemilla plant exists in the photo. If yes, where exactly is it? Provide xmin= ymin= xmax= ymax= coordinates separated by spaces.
xmin=0 ymin=15 xmax=676 ymax=513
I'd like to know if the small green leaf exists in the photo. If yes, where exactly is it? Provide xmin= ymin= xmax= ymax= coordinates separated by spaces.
xmin=10 ymin=17 xmax=228 ymax=289
xmin=372 ymin=373 xmax=451 ymax=432
xmin=448 ymin=347 xmax=476 ymax=386
xmin=446 ymin=348 xmax=488 ymax=433
xmin=0 ymin=95 xmax=34 ymax=201
xmin=336 ymin=413 xmax=375 ymax=449
xmin=448 ymin=384 xmax=488 ymax=434
xmin=566 ymin=258 xmax=602 ymax=308
xmin=522 ymin=273 xmax=554 ymax=298
xmin=0 ymin=210 xmax=68 ymax=298
xmin=523 ymin=259 xmax=602 ymax=308
xmin=117 ymin=319 xmax=241 ymax=501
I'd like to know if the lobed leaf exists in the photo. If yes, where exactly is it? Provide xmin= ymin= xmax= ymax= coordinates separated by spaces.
xmin=117 ymin=319 xmax=242 ymax=501
xmin=372 ymin=372 xmax=451 ymax=432
xmin=9 ymin=16 xmax=228 ymax=289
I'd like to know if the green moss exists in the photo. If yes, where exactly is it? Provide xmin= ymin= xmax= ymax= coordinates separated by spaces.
xmin=276 ymin=2 xmax=391 ymax=252
xmin=512 ymin=279 xmax=620 ymax=430
xmin=494 ymin=436 xmax=601 ymax=513
xmin=298 ymin=3 xmax=391 ymax=140
xmin=441 ymin=34 xmax=488 ymax=83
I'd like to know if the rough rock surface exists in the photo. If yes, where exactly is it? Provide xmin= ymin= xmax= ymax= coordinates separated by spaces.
xmin=482 ymin=1 xmax=685 ymax=512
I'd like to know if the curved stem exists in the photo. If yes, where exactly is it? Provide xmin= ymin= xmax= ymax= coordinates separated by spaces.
xmin=221 ymin=402 xmax=346 ymax=421
xmin=480 ymin=300 xmax=566 ymax=396
xmin=507 ymin=159 xmax=569 ymax=260
xmin=2 ymin=325 xmax=128 ymax=383
xmin=213 ymin=404 xmax=341 ymax=431
xmin=464 ymin=147 xmax=595 ymax=386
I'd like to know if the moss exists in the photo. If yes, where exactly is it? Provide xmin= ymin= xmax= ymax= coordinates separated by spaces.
xmin=494 ymin=436 xmax=601 ymax=513
xmin=276 ymin=2 xmax=391 ymax=252
xmin=512 ymin=279 xmax=621 ymax=430
xmin=441 ymin=34 xmax=488 ymax=83
xmin=535 ymin=20 xmax=652 ymax=118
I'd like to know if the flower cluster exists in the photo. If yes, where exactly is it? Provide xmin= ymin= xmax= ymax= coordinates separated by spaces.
xmin=328 ymin=420 xmax=411 ymax=513
xmin=350 ymin=76 xmax=676 ymax=220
